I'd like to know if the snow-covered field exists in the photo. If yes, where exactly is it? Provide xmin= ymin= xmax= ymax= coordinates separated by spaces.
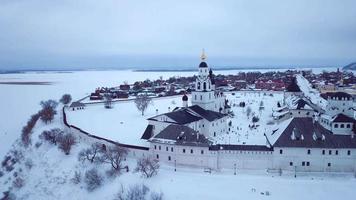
xmin=66 ymin=91 xmax=283 ymax=147
xmin=2 ymin=111 xmax=356 ymax=200
xmin=217 ymin=92 xmax=283 ymax=145
xmin=3 ymin=68 xmax=355 ymax=200
xmin=66 ymin=95 xmax=184 ymax=147
xmin=2 ymin=68 xmax=334 ymax=158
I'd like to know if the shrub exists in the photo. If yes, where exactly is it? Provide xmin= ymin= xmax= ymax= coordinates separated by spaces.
xmin=39 ymin=128 xmax=64 ymax=145
xmin=84 ymin=168 xmax=103 ymax=192
xmin=12 ymin=177 xmax=25 ymax=189
xmin=58 ymin=133 xmax=76 ymax=155
xmin=134 ymin=157 xmax=159 ymax=178
xmin=125 ymin=184 xmax=149 ymax=200
xmin=150 ymin=191 xmax=164 ymax=200
xmin=71 ymin=171 xmax=82 ymax=184
xmin=60 ymin=94 xmax=72 ymax=105
xmin=25 ymin=159 xmax=33 ymax=170
xmin=39 ymin=100 xmax=58 ymax=124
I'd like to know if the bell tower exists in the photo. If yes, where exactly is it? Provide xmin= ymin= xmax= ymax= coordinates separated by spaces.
xmin=191 ymin=49 xmax=216 ymax=111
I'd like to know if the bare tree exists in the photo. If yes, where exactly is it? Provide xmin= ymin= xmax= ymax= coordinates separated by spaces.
xmin=39 ymin=100 xmax=58 ymax=124
xmin=246 ymin=106 xmax=252 ymax=119
xmin=58 ymin=133 xmax=76 ymax=155
xmin=78 ymin=142 xmax=104 ymax=163
xmin=104 ymin=93 xmax=113 ymax=109
xmin=134 ymin=157 xmax=159 ymax=178
xmin=102 ymin=146 xmax=128 ymax=173
xmin=60 ymin=94 xmax=72 ymax=105
xmin=134 ymin=94 xmax=152 ymax=116
xmin=84 ymin=168 xmax=103 ymax=191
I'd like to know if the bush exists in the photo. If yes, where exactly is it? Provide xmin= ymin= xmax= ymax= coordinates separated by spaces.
xmin=58 ymin=133 xmax=76 ymax=155
xmin=25 ymin=159 xmax=33 ymax=170
xmin=150 ymin=191 xmax=164 ymax=200
xmin=60 ymin=94 xmax=72 ymax=105
xmin=125 ymin=184 xmax=149 ymax=200
xmin=85 ymin=168 xmax=103 ymax=192
xmin=135 ymin=157 xmax=159 ymax=178
xmin=39 ymin=100 xmax=58 ymax=124
xmin=71 ymin=171 xmax=82 ymax=184
xmin=21 ymin=113 xmax=40 ymax=147
xmin=39 ymin=128 xmax=64 ymax=145
xmin=12 ymin=177 xmax=25 ymax=189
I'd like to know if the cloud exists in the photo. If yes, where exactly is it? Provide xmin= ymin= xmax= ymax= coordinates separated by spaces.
xmin=0 ymin=0 xmax=355 ymax=69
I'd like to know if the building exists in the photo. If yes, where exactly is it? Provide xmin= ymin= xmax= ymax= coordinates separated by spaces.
xmin=140 ymin=52 xmax=356 ymax=173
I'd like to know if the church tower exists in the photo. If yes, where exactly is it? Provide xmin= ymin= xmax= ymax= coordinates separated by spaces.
xmin=191 ymin=50 xmax=219 ymax=111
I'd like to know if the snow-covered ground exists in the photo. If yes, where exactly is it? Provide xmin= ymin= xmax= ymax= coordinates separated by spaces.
xmin=3 ymin=68 xmax=356 ymax=200
xmin=296 ymin=74 xmax=327 ymax=110
xmin=66 ymin=91 xmax=283 ymax=147
xmin=216 ymin=92 xmax=283 ymax=145
xmin=66 ymin=95 xmax=184 ymax=147
xmin=2 ymin=110 xmax=356 ymax=200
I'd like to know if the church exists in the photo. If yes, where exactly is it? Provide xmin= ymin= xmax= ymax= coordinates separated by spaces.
xmin=141 ymin=51 xmax=229 ymax=144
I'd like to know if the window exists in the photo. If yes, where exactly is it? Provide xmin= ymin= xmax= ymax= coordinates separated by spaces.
xmin=280 ymin=149 xmax=283 ymax=154
xmin=328 ymin=163 xmax=331 ymax=167
xmin=307 ymin=149 xmax=311 ymax=155
xmin=348 ymin=150 xmax=351 ymax=155
xmin=197 ymin=82 xmax=201 ymax=90
xmin=166 ymin=147 xmax=168 ymax=151
xmin=322 ymin=150 xmax=325 ymax=155
xmin=347 ymin=124 xmax=351 ymax=128
xmin=168 ymin=156 xmax=171 ymax=161
xmin=334 ymin=124 xmax=339 ymax=128
xmin=329 ymin=150 xmax=332 ymax=155
xmin=200 ymin=95 xmax=202 ymax=100
xmin=171 ymin=147 xmax=174 ymax=152
xmin=183 ymin=149 xmax=186 ymax=153
xmin=289 ymin=162 xmax=293 ymax=166
xmin=335 ymin=150 xmax=338 ymax=155
xmin=195 ymin=95 xmax=197 ymax=100
xmin=190 ymin=149 xmax=193 ymax=154
xmin=302 ymin=161 xmax=305 ymax=166
xmin=306 ymin=162 xmax=310 ymax=166
xmin=214 ymin=132 xmax=216 ymax=137
xmin=341 ymin=124 xmax=345 ymax=128
xmin=154 ymin=145 xmax=157 ymax=150
xmin=156 ymin=154 xmax=159 ymax=159
xmin=203 ymin=82 xmax=206 ymax=90
xmin=159 ymin=146 xmax=161 ymax=150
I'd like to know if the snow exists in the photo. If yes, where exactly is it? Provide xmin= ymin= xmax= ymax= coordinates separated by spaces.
xmin=214 ymin=92 xmax=284 ymax=145
xmin=3 ymin=68 xmax=356 ymax=200
xmin=66 ymin=95 xmax=184 ymax=147
xmin=1 ymin=114 xmax=356 ymax=200
xmin=296 ymin=74 xmax=327 ymax=110
xmin=265 ymin=118 xmax=293 ymax=145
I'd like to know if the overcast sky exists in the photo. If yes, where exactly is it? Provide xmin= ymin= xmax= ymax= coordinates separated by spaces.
xmin=0 ymin=0 xmax=355 ymax=70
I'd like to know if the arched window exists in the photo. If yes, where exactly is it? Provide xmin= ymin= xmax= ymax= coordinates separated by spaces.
xmin=197 ymin=82 xmax=201 ymax=90
xmin=334 ymin=124 xmax=339 ymax=128
xmin=208 ymin=83 xmax=210 ymax=89
xmin=203 ymin=82 xmax=207 ymax=90
xmin=341 ymin=124 xmax=345 ymax=128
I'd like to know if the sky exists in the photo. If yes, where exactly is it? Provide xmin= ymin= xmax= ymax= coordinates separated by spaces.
xmin=0 ymin=0 xmax=356 ymax=70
